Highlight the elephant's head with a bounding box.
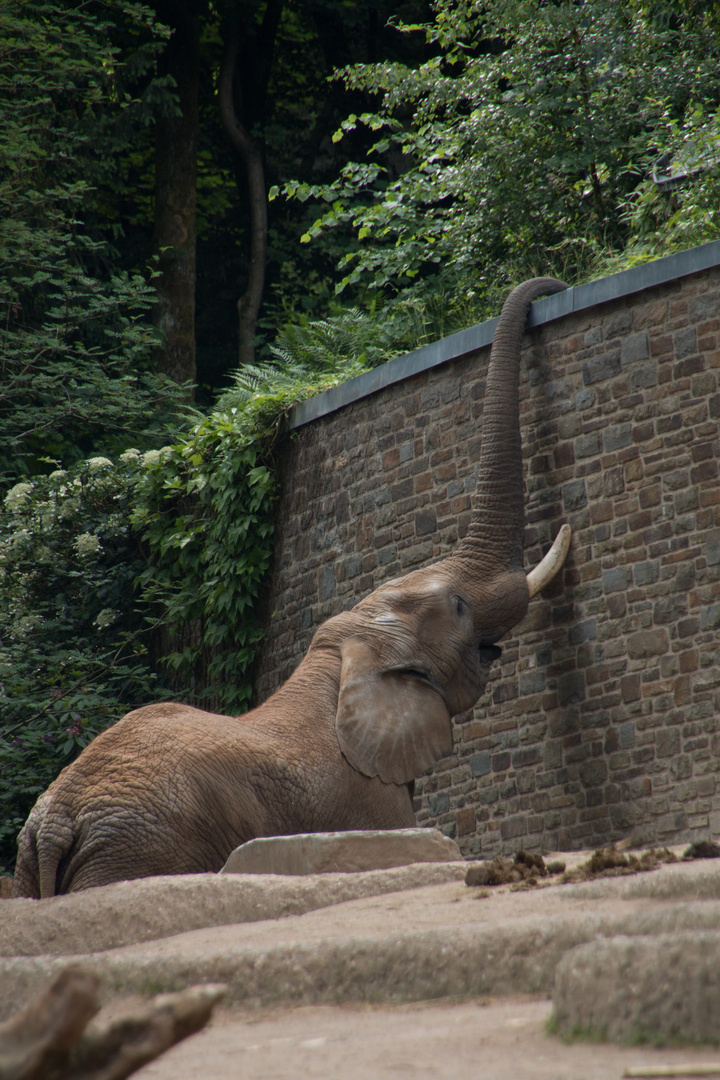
[312,278,571,786]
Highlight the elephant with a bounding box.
[12,277,571,898]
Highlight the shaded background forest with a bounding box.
[1,0,719,872]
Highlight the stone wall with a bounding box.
[253,245,720,857]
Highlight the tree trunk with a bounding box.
[218,4,283,369]
[153,0,200,392]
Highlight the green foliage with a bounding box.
[132,350,366,715]
[131,416,277,715]
[279,0,720,308]
[0,456,164,873]
[0,0,186,487]
[618,105,720,260]
[269,291,472,372]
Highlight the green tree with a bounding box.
[0,0,187,487]
[279,0,720,312]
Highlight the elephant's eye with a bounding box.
[453,595,466,617]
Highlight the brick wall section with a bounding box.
[253,265,720,856]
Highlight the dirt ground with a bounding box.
[136,995,720,1080]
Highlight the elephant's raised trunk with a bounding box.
[454,277,568,638]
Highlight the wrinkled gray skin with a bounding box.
[13,277,567,898]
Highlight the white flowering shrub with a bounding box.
[3,483,34,514]
[0,457,164,872]
[73,532,102,557]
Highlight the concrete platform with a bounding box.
[2,847,720,1069]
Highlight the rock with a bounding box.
[626,628,669,659]
[464,864,490,887]
[221,829,462,876]
[1,859,720,1027]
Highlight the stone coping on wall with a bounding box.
[289,240,720,430]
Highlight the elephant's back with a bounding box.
[67,702,251,777]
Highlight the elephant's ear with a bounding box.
[335,637,453,785]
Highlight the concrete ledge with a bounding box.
[289,241,720,428]
[552,930,720,1043]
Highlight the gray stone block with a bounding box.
[557,670,586,706]
[689,293,719,322]
[603,423,632,452]
[627,629,669,658]
[428,793,450,816]
[602,567,631,594]
[618,722,635,749]
[630,362,658,389]
[562,480,587,511]
[634,560,659,586]
[582,352,621,386]
[519,670,547,695]
[568,619,596,645]
[221,829,461,876]
[319,564,336,601]
[575,432,602,459]
[700,603,720,631]
[706,529,720,566]
[0,864,468,959]
[674,327,698,359]
[621,331,649,364]
[469,751,491,777]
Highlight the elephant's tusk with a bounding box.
[526,524,572,598]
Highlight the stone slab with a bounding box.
[220,828,462,876]
[552,930,720,1044]
[0,861,467,958]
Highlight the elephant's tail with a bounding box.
[12,794,74,898]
